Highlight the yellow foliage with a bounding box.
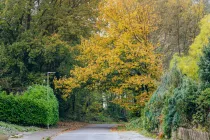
[170,15,210,80]
[55,0,162,110]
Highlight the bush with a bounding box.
[0,85,59,126]
[144,65,203,138]
[142,38,210,138]
[144,65,183,133]
[162,77,201,138]
[193,88,210,131]
[126,118,143,130]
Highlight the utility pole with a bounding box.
[47,72,56,129]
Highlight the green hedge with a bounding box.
[0,85,59,126]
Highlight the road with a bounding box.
[53,124,153,140]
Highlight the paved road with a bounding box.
[53,124,153,140]
[9,128,65,140]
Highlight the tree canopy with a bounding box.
[170,14,210,80]
[0,0,99,92]
[55,0,162,111]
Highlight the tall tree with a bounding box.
[151,0,205,68]
[0,0,99,92]
[170,14,210,80]
[55,0,162,112]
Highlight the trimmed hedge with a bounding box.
[0,85,59,126]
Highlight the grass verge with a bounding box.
[0,121,41,135]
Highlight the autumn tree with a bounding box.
[170,14,210,80]
[151,0,205,68]
[55,0,162,112]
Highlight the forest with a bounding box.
[0,0,210,139]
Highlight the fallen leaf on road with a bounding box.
[50,122,87,139]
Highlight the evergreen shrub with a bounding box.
[0,85,59,126]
